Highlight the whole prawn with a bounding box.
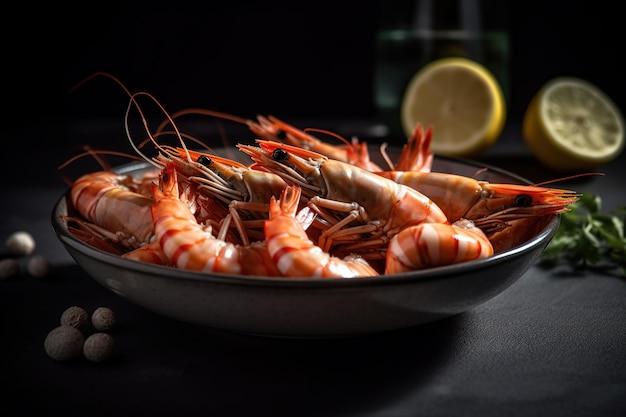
[151,162,282,276]
[248,116,434,172]
[57,144,159,252]
[265,184,379,278]
[248,115,385,171]
[373,120,578,233]
[375,170,580,252]
[68,170,156,251]
[237,140,450,260]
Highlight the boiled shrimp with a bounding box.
[69,171,156,250]
[151,163,282,276]
[248,115,385,171]
[237,140,449,260]
[265,184,379,278]
[252,116,438,173]
[375,170,580,239]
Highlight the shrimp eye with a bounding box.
[272,148,289,161]
[162,173,170,183]
[197,155,212,167]
[515,194,533,207]
[276,129,287,140]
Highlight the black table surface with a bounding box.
[2,116,625,417]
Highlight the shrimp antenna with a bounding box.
[303,127,352,148]
[533,172,605,187]
[57,146,142,186]
[124,91,194,167]
[68,71,133,97]
[136,130,215,153]
[152,107,253,155]
[70,71,171,166]
[154,107,251,136]
[58,148,142,171]
[70,70,213,166]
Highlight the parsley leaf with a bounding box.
[539,192,626,277]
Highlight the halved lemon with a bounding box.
[400,57,506,158]
[522,77,625,171]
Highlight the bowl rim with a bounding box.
[51,154,560,289]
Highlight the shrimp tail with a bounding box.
[394,123,434,172]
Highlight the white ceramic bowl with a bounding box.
[52,152,559,338]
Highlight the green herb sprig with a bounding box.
[540,192,626,277]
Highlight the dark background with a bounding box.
[2,3,625,416]
[4,0,624,143]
